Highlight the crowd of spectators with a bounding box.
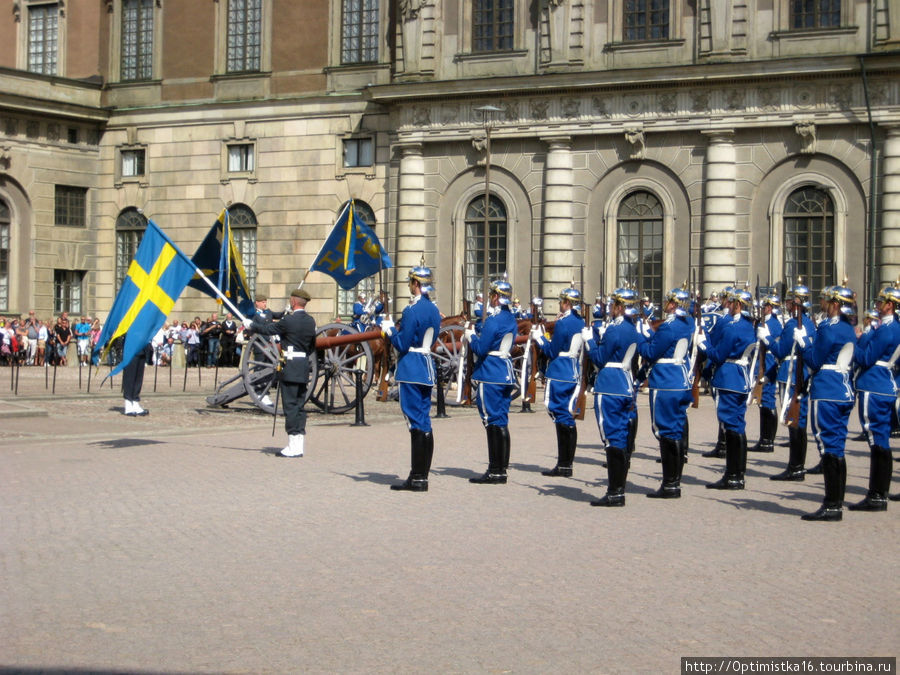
[0,310,248,368]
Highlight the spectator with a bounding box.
[184,320,201,367]
[220,313,238,367]
[74,316,92,365]
[201,314,221,367]
[54,316,72,366]
[25,311,39,365]
[90,318,102,365]
[37,319,49,366]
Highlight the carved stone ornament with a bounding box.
[4,118,17,136]
[591,96,609,118]
[502,100,519,121]
[399,0,427,20]
[547,0,566,6]
[758,87,779,111]
[830,85,852,110]
[658,93,677,114]
[530,99,550,120]
[625,127,645,160]
[690,90,709,113]
[411,105,431,127]
[795,120,816,155]
[726,89,744,110]
[562,98,580,118]
[0,146,11,169]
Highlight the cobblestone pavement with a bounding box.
[1,365,897,674]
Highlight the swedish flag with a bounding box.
[95,220,195,376]
[188,209,255,316]
[310,201,392,290]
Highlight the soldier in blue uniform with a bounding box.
[351,293,368,332]
[531,286,585,477]
[638,286,694,498]
[583,287,641,506]
[700,290,729,458]
[381,264,443,492]
[794,284,858,521]
[849,284,900,511]
[759,281,817,481]
[697,288,757,489]
[749,293,783,453]
[465,278,518,484]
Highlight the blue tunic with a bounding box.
[638,314,693,391]
[390,294,442,386]
[802,316,857,403]
[539,311,583,384]
[587,317,639,397]
[854,314,900,397]
[705,313,756,394]
[470,305,517,387]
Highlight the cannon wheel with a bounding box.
[308,323,374,414]
[432,323,466,406]
[240,334,317,414]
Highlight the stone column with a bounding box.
[881,125,900,283]
[541,136,574,301]
[397,142,426,283]
[700,130,737,294]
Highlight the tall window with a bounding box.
[0,199,9,311]
[55,186,87,227]
[115,207,147,292]
[54,270,84,314]
[343,137,373,168]
[121,148,146,178]
[341,0,378,64]
[473,0,514,52]
[121,0,154,81]
[791,0,841,29]
[464,194,508,301]
[617,191,664,307]
[783,186,834,294]
[28,4,59,75]
[624,0,669,41]
[228,204,258,298]
[227,0,261,73]
[227,144,255,172]
[337,201,376,319]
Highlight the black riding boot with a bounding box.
[750,407,777,453]
[806,436,824,475]
[543,423,574,477]
[500,425,511,473]
[706,429,745,490]
[626,414,638,459]
[849,445,891,511]
[802,454,845,521]
[470,425,507,484]
[391,429,431,492]
[591,446,627,507]
[771,427,807,481]
[680,417,690,464]
[647,437,682,499]
[703,423,727,458]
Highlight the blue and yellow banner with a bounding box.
[310,201,392,290]
[94,220,195,376]
[188,209,255,316]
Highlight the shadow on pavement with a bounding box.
[337,471,398,486]
[88,438,165,449]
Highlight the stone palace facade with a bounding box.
[1,0,899,321]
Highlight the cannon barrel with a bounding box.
[314,328,384,349]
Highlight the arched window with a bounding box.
[227,204,258,299]
[115,207,147,292]
[336,200,377,319]
[783,186,834,293]
[464,194,508,301]
[617,190,663,307]
[0,198,9,311]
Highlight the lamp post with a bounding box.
[475,105,502,328]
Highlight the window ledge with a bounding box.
[604,38,686,52]
[454,49,529,63]
[336,166,376,180]
[324,62,386,73]
[210,70,271,83]
[769,26,858,40]
[221,173,258,184]
[115,177,148,189]
[107,79,162,89]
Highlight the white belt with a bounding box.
[820,364,849,373]
[726,358,749,366]
[409,346,431,354]
[603,362,628,369]
[284,349,307,360]
[875,360,894,368]
[655,358,682,364]
[488,350,510,358]
[559,350,580,358]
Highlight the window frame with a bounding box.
[457,0,528,57]
[340,0,379,65]
[108,0,162,84]
[222,139,258,181]
[0,199,10,312]
[115,207,148,293]
[604,0,684,52]
[227,203,258,299]
[771,0,854,38]
[213,0,272,76]
[335,200,377,320]
[23,2,63,76]
[782,186,836,294]
[54,185,88,228]
[472,0,515,54]
[54,269,85,315]
[463,193,509,303]
[117,145,147,184]
[615,190,665,310]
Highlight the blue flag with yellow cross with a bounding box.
[94,220,195,376]
[309,201,392,290]
[188,209,255,317]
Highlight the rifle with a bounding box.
[525,298,540,403]
[573,265,589,421]
[271,358,283,436]
[459,296,474,405]
[376,289,392,402]
[690,269,702,408]
[784,295,807,427]
[750,277,766,405]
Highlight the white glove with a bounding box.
[530,325,544,344]
[580,327,593,343]
[380,317,395,336]
[596,323,607,339]
[756,324,770,344]
[793,325,807,346]
[464,325,476,342]
[640,321,651,338]
[695,331,707,351]
[242,318,253,330]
